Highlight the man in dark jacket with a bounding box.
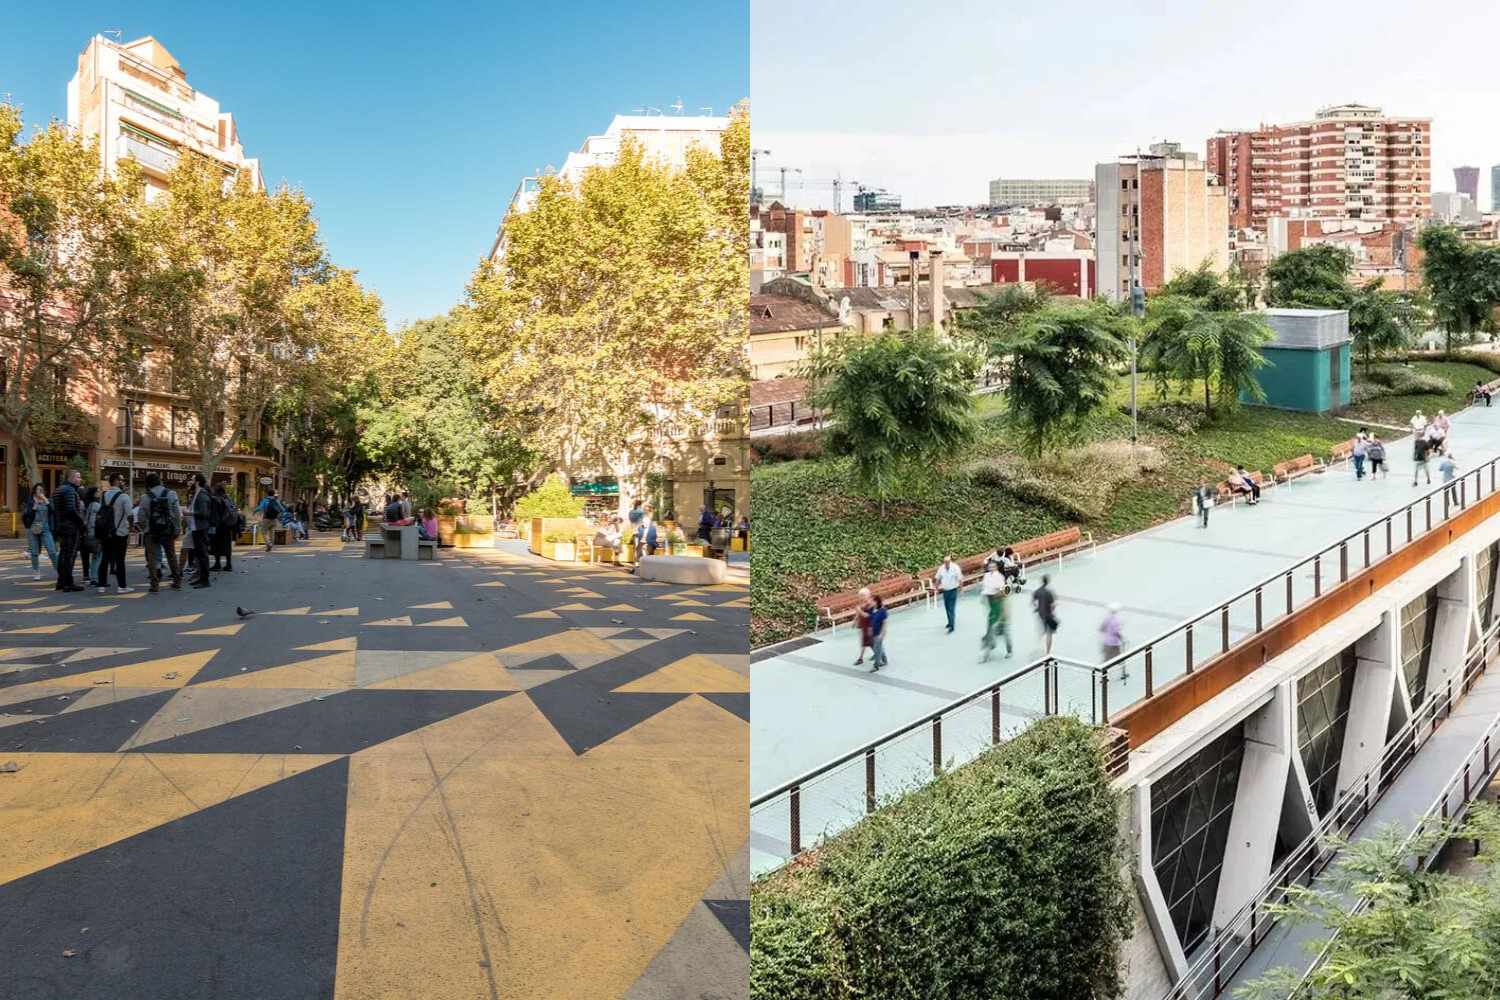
[189,474,213,588]
[52,468,86,592]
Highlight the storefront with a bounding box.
[16,450,96,508]
[98,456,233,496]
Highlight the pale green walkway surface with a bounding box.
[751,403,1500,875]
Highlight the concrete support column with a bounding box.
[930,250,945,336]
[1130,780,1190,983]
[1427,562,1473,711]
[908,251,921,330]
[1337,612,1397,809]
[1213,683,1294,926]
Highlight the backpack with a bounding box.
[263,497,282,520]
[209,495,227,529]
[218,497,238,529]
[146,489,175,541]
[94,489,122,540]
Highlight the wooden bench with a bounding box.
[1473,379,1500,406]
[816,574,925,633]
[1329,439,1354,465]
[1273,453,1323,484]
[1216,471,1274,504]
[1012,525,1094,566]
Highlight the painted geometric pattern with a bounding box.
[1296,647,1356,818]
[1150,723,1246,955]
[0,540,748,999]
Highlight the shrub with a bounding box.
[1128,401,1210,436]
[1365,367,1451,394]
[968,440,1164,521]
[751,432,825,465]
[750,716,1133,1000]
[513,473,585,520]
[541,529,576,543]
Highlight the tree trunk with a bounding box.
[1203,377,1213,420]
[17,434,41,503]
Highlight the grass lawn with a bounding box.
[750,361,1490,647]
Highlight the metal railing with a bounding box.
[752,448,1500,871]
[749,401,817,431]
[1164,618,1500,1000]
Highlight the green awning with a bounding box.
[119,121,172,147]
[122,87,186,121]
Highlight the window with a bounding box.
[171,407,196,450]
[1400,588,1439,706]
[1297,648,1356,817]
[882,317,894,329]
[116,401,145,447]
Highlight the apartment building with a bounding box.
[988,177,1093,207]
[64,34,282,501]
[1096,143,1230,303]
[1206,104,1430,232]
[68,35,262,201]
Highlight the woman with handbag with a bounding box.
[81,486,104,586]
[22,484,59,582]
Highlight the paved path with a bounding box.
[0,536,747,999]
[751,402,1500,874]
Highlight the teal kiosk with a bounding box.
[1242,308,1351,414]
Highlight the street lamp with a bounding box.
[126,346,154,497]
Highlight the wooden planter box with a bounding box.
[437,515,458,546]
[0,513,20,539]
[529,517,588,555]
[540,540,577,562]
[451,532,494,549]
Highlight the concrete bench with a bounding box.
[635,554,726,586]
[365,524,420,560]
[417,537,437,561]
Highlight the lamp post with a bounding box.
[126,346,154,498]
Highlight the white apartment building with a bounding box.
[67,35,263,200]
[491,113,727,258]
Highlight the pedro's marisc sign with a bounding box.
[569,477,619,496]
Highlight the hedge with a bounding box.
[750,717,1133,1000]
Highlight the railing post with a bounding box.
[1100,668,1110,723]
[1255,587,1263,631]
[932,717,942,776]
[1043,664,1053,715]
[1364,528,1370,568]
[1314,558,1321,597]
[1186,628,1194,673]
[1287,573,1294,614]
[1387,516,1393,555]
[1222,605,1231,653]
[865,750,876,813]
[1444,488,1450,521]
[1052,660,1060,715]
[991,689,1001,745]
[1340,541,1348,582]
[1145,647,1154,697]
[1407,506,1413,543]
[1426,496,1432,532]
[790,785,801,855]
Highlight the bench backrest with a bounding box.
[1274,454,1314,476]
[1013,526,1081,558]
[1330,439,1354,458]
[818,575,917,612]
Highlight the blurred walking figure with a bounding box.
[852,587,873,666]
[1368,435,1387,479]
[933,554,962,633]
[867,596,889,672]
[979,558,1012,661]
[1413,434,1433,487]
[1192,484,1214,527]
[1100,604,1124,663]
[1032,575,1059,656]
[1352,428,1368,480]
[1440,448,1460,504]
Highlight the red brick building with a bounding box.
[1206,104,1430,232]
[990,253,1095,298]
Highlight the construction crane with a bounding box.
[773,172,861,212]
[750,148,772,205]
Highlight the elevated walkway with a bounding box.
[753,402,1500,875]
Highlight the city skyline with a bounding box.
[752,0,1500,212]
[3,2,748,325]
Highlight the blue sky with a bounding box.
[754,0,1493,210]
[3,1,748,326]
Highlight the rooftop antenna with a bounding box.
[670,97,685,115]
[699,106,715,116]
[632,106,664,116]
[104,29,123,42]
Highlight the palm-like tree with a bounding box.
[1141,295,1273,419]
[994,301,1130,458]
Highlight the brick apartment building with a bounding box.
[1096,142,1229,303]
[1206,104,1430,232]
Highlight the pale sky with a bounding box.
[752,0,1496,211]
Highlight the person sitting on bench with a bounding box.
[1476,381,1493,407]
[989,546,1025,588]
[1229,466,1261,505]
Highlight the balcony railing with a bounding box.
[117,134,177,174]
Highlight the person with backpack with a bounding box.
[22,483,59,582]
[137,473,182,593]
[81,485,103,587]
[93,473,134,594]
[349,497,365,541]
[209,484,237,573]
[188,474,213,587]
[253,489,285,552]
[51,468,86,592]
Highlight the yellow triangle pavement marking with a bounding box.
[296,636,358,652]
[201,652,356,689]
[0,598,47,606]
[322,607,359,616]
[669,612,714,622]
[264,607,312,616]
[144,614,203,625]
[180,623,245,637]
[416,616,467,628]
[2,623,72,635]
[364,653,518,691]
[671,599,710,607]
[516,610,560,619]
[13,604,71,614]
[554,603,593,612]
[598,604,640,613]
[58,606,117,615]
[614,654,750,693]
[32,649,218,688]
[409,601,453,610]
[364,616,413,627]
[474,581,507,588]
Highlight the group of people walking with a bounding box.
[22,470,249,593]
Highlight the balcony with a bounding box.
[117,133,178,175]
